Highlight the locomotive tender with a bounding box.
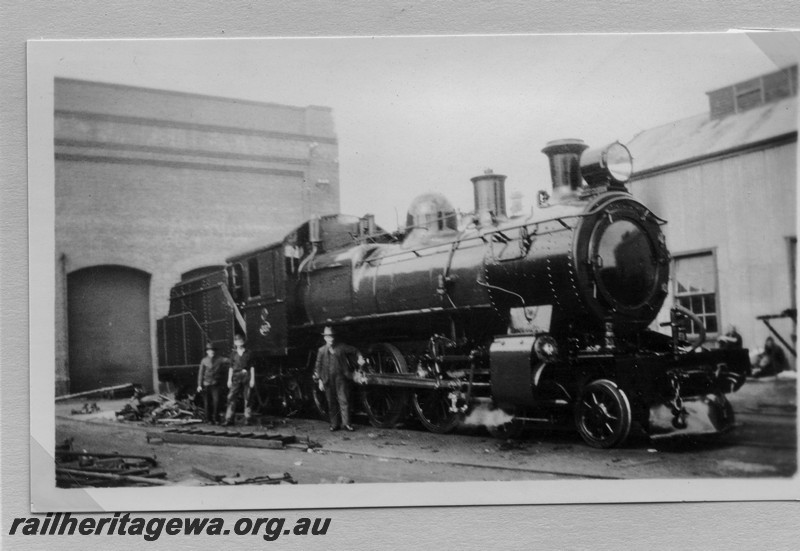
[157,139,749,448]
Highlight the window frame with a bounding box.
[672,248,720,339]
[733,77,764,113]
[247,257,261,299]
[229,262,244,303]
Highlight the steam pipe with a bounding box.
[671,304,707,353]
[298,214,321,273]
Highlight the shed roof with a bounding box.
[627,95,797,176]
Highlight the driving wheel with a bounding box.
[412,389,461,434]
[361,342,409,428]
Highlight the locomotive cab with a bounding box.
[225,243,289,356]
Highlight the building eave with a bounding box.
[631,131,798,180]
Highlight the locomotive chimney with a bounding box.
[541,139,589,201]
[471,169,507,226]
[359,214,376,238]
[309,214,322,244]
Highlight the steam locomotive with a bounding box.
[157,139,749,448]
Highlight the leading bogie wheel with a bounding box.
[360,342,409,428]
[574,379,632,449]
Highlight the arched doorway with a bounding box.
[67,265,152,392]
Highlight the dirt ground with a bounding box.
[54,374,797,485]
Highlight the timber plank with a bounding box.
[149,431,285,449]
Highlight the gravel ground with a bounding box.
[54,375,796,485]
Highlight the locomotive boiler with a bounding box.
[157,138,749,448]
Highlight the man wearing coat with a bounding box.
[196,342,226,424]
[223,333,255,426]
[313,326,365,432]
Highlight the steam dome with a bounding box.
[405,193,458,234]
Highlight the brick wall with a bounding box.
[54,79,340,393]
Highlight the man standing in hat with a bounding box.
[313,326,366,432]
[224,333,256,426]
[197,342,226,424]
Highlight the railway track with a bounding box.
[56,389,797,482]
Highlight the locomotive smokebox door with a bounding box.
[572,195,670,333]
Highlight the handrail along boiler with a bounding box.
[157,138,749,448]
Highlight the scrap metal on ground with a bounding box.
[55,440,166,488]
[191,467,296,485]
[115,390,204,424]
[55,438,301,487]
[70,402,101,415]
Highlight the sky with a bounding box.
[33,32,794,229]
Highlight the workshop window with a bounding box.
[248,258,260,298]
[734,78,763,111]
[674,251,719,336]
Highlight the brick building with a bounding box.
[54,78,340,394]
[626,65,797,364]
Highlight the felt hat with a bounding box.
[322,326,336,336]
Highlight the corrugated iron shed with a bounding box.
[628,95,797,176]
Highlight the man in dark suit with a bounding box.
[197,342,226,424]
[313,326,365,432]
[223,333,255,426]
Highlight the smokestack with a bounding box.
[471,169,507,226]
[541,139,589,201]
[309,214,322,244]
[359,214,376,238]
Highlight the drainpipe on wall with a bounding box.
[57,252,70,395]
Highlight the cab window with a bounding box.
[248,258,260,298]
[229,263,244,302]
